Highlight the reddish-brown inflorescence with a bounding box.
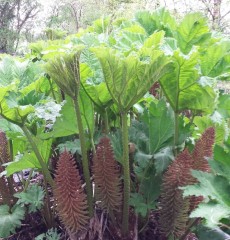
[159,127,215,238]
[54,150,89,233]
[93,136,122,213]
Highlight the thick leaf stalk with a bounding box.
[21,125,54,188]
[121,113,130,235]
[73,97,93,216]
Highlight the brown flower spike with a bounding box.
[0,130,10,164]
[159,127,215,238]
[54,151,89,232]
[0,130,15,206]
[93,136,122,213]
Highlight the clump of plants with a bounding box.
[0,7,230,240]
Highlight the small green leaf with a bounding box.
[190,202,230,228]
[14,184,45,213]
[154,147,174,174]
[182,170,230,207]
[57,139,81,155]
[0,204,25,238]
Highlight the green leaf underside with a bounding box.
[160,50,216,113]
[92,47,171,112]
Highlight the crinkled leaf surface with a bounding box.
[0,56,41,88]
[135,9,176,36]
[200,40,230,79]
[175,13,211,54]
[159,50,216,113]
[92,47,171,112]
[57,139,82,155]
[0,204,25,238]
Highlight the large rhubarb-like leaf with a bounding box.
[159,50,216,113]
[141,100,174,154]
[135,9,176,36]
[175,13,211,54]
[200,40,230,79]
[92,47,171,112]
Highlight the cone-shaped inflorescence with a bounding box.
[0,130,10,164]
[0,174,11,206]
[0,130,14,206]
[54,150,89,232]
[189,127,215,211]
[159,149,193,238]
[192,127,215,171]
[159,127,215,238]
[93,136,122,213]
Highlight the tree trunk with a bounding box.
[212,0,222,30]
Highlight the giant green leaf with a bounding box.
[217,94,230,118]
[142,100,174,154]
[115,29,146,54]
[92,47,171,112]
[159,50,216,113]
[80,63,112,110]
[175,13,211,54]
[0,88,36,125]
[0,57,42,89]
[82,82,112,110]
[135,9,176,37]
[200,40,230,79]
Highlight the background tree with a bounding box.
[0,0,40,54]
